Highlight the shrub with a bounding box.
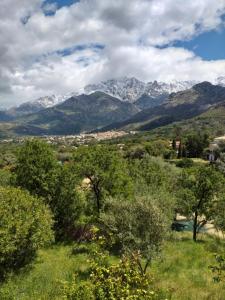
[61,253,169,300]
[209,254,225,283]
[61,278,95,300]
[71,244,91,255]
[175,158,194,168]
[0,187,54,279]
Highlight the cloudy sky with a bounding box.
[1,0,225,108]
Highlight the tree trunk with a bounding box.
[193,210,198,242]
[93,182,101,215]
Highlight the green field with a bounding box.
[0,233,224,300]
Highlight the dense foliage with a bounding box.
[101,197,166,273]
[177,165,225,241]
[61,251,169,300]
[0,135,224,298]
[73,145,133,214]
[0,187,54,279]
[15,139,58,200]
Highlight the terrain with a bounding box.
[101,82,225,133]
[0,233,224,300]
[10,92,139,135]
[0,77,225,138]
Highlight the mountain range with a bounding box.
[0,77,225,137]
[101,82,225,132]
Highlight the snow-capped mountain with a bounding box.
[6,92,78,117]
[84,77,198,103]
[216,76,225,87]
[3,76,225,120]
[85,77,146,102]
[22,92,78,110]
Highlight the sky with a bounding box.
[1,0,225,108]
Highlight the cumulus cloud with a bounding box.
[0,0,225,107]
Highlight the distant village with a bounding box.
[0,130,136,146]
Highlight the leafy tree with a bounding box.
[177,165,225,241]
[0,187,54,279]
[177,141,182,159]
[185,132,209,158]
[51,165,85,239]
[212,194,225,233]
[14,139,58,200]
[101,197,166,274]
[73,145,133,215]
[145,140,170,157]
[130,155,178,194]
[172,139,176,151]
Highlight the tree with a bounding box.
[14,139,58,200]
[101,197,166,274]
[130,155,178,194]
[177,165,225,241]
[0,187,54,279]
[172,139,176,151]
[51,165,85,239]
[177,141,182,159]
[73,145,133,215]
[145,139,170,157]
[185,132,209,158]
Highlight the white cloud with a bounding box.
[0,0,225,108]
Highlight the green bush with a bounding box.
[71,244,90,255]
[0,169,12,187]
[209,254,225,283]
[175,158,194,168]
[61,254,169,300]
[0,187,54,279]
[61,278,95,300]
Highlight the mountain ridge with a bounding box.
[98,82,225,132]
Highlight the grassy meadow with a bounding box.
[0,232,224,300]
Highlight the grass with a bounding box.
[0,245,89,300]
[152,233,225,300]
[0,233,224,299]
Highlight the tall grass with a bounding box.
[0,233,224,299]
[152,232,225,300]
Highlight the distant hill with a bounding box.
[11,92,139,135]
[153,102,225,138]
[99,82,225,132]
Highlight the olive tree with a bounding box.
[177,165,225,241]
[101,197,166,274]
[73,145,133,215]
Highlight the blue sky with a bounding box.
[46,0,225,61]
[44,0,79,10]
[174,28,225,60]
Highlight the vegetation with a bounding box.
[101,197,166,274]
[0,133,224,299]
[14,139,58,200]
[73,145,133,215]
[0,187,54,280]
[177,165,225,241]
